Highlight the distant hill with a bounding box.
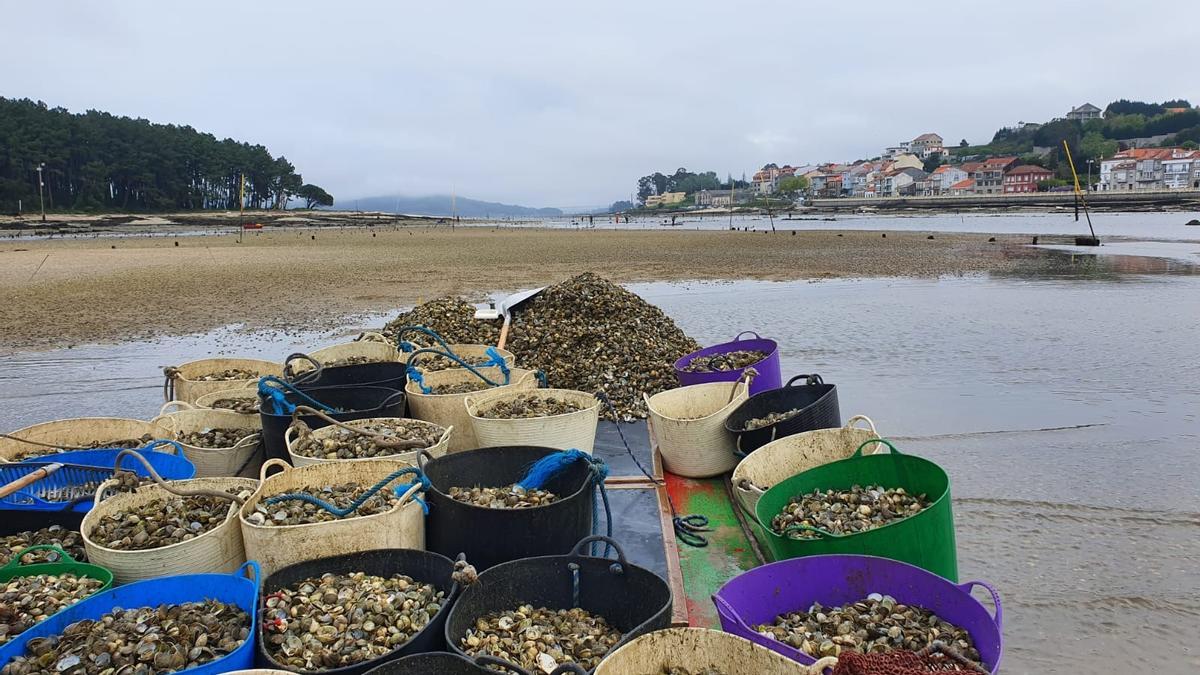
[344,194,562,218]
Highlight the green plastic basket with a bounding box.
[753,439,958,581]
[0,544,114,641]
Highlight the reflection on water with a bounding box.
[1,254,1199,673]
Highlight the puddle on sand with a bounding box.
[1,249,1199,674]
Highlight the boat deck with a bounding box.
[594,421,761,626]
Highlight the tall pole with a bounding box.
[36,163,46,222]
[1086,160,1093,192]
[238,173,245,243]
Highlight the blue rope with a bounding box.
[594,389,711,548]
[535,370,549,388]
[395,325,454,354]
[257,376,336,416]
[406,366,433,394]
[406,348,511,389]
[263,467,430,517]
[516,450,612,557]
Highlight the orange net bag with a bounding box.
[830,642,989,675]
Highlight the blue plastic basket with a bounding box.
[0,561,261,674]
[5,442,196,512]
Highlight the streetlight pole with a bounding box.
[1086,159,1094,192]
[36,163,46,222]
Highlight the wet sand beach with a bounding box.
[0,227,1034,351]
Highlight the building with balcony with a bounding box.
[1002,165,1054,193]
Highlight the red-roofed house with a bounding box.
[949,178,975,196]
[1003,165,1054,193]
[1099,148,1187,190]
[973,157,1018,194]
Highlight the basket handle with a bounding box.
[569,535,628,569]
[259,458,292,481]
[415,448,435,473]
[734,330,762,341]
[846,414,878,435]
[551,665,589,675]
[437,425,454,450]
[853,438,900,457]
[785,374,823,387]
[711,594,753,633]
[396,478,425,507]
[283,353,323,385]
[162,366,181,403]
[355,331,390,344]
[2,545,77,569]
[238,560,262,591]
[381,389,407,409]
[473,656,533,675]
[158,400,194,415]
[93,477,120,508]
[958,579,1003,631]
[806,657,839,674]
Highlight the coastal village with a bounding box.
[640,101,1200,210]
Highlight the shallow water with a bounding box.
[1,247,1198,673]
[509,211,1200,242]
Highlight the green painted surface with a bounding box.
[667,474,762,627]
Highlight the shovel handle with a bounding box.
[0,463,63,499]
[497,314,513,350]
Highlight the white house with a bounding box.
[1162,150,1200,189]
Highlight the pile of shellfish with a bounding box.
[89,487,250,550]
[461,605,622,672]
[1,527,86,565]
[290,419,442,461]
[447,485,558,509]
[195,368,260,381]
[0,599,251,675]
[682,350,766,374]
[755,594,981,666]
[245,483,401,527]
[770,485,931,539]
[178,428,257,448]
[0,573,105,646]
[476,394,585,420]
[262,571,444,670]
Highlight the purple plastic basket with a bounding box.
[675,331,782,395]
[712,555,1003,674]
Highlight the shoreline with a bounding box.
[0,226,1051,352]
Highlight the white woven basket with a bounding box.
[464,388,600,454]
[731,415,881,516]
[645,380,749,478]
[0,417,173,463]
[596,628,835,674]
[151,409,263,478]
[406,367,538,453]
[239,458,425,577]
[164,358,282,404]
[82,476,256,585]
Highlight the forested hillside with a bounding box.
[0,97,331,213]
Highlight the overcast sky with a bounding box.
[3,1,1195,208]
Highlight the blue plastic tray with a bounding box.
[5,442,195,512]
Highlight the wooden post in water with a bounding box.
[1062,140,1099,246]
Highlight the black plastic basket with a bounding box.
[724,374,840,456]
